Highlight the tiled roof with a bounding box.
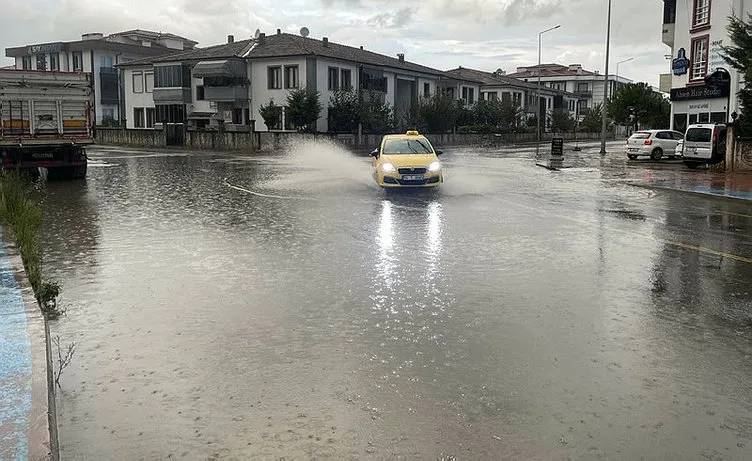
[506,63,597,78]
[120,32,449,76]
[445,67,581,97]
[120,39,255,66]
[115,29,198,45]
[247,33,445,76]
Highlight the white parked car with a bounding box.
[625,130,684,161]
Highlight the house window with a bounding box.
[547,98,552,109]
[101,55,113,68]
[36,54,47,71]
[133,108,145,128]
[21,56,31,70]
[690,35,709,80]
[132,72,144,93]
[50,54,59,71]
[577,82,588,93]
[155,104,185,123]
[341,69,352,90]
[513,93,522,106]
[461,87,475,104]
[423,82,430,98]
[232,108,243,124]
[196,85,205,100]
[502,92,511,103]
[284,65,299,89]
[267,66,282,89]
[72,52,83,71]
[146,108,155,128]
[488,92,499,101]
[692,0,710,28]
[154,65,190,88]
[328,67,339,90]
[144,73,154,93]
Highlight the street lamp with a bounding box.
[599,0,612,155]
[614,57,633,98]
[537,24,561,142]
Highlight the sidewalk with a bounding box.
[0,227,55,461]
[627,169,752,202]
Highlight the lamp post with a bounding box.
[614,57,633,98]
[537,24,561,143]
[599,0,612,155]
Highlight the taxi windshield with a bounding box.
[383,138,434,155]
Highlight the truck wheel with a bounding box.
[72,163,87,179]
[684,161,699,169]
[650,148,663,161]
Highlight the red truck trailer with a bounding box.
[0,69,92,179]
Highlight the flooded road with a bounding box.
[41,141,752,459]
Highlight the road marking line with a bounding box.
[223,179,312,200]
[661,241,752,264]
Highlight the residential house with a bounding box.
[5,30,197,125]
[119,30,481,133]
[506,63,631,114]
[445,67,584,128]
[661,0,746,132]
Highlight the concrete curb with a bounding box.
[627,182,752,203]
[2,234,58,460]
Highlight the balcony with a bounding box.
[203,85,248,102]
[153,87,192,104]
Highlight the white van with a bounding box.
[683,124,727,169]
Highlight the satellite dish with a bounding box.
[300,27,309,38]
[254,29,261,39]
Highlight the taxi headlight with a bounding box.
[382,163,396,173]
[428,161,442,172]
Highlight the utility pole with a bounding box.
[537,24,561,143]
[599,0,612,155]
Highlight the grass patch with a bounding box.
[0,172,61,319]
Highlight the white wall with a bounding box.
[417,77,436,98]
[249,57,307,131]
[123,66,155,129]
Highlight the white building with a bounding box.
[119,30,481,133]
[5,30,197,125]
[661,0,746,132]
[506,63,632,114]
[445,67,584,127]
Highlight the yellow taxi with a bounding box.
[370,131,443,188]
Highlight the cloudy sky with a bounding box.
[1,0,668,85]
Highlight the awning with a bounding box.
[187,112,214,120]
[192,59,245,79]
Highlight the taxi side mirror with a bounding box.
[369,148,379,157]
[435,150,444,156]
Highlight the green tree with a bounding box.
[328,89,361,133]
[550,108,575,133]
[580,104,604,132]
[608,82,670,130]
[416,93,459,133]
[360,91,395,133]
[259,100,282,130]
[471,99,524,133]
[286,88,322,132]
[722,14,752,135]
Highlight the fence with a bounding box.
[95,127,614,153]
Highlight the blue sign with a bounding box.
[672,48,690,76]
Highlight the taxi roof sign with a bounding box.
[405,130,420,136]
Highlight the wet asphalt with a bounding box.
[40,140,752,460]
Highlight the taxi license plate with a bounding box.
[402,174,424,181]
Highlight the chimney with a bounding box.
[227,34,234,44]
[397,53,404,62]
[359,45,363,50]
[258,32,265,44]
[323,37,328,47]
[277,28,281,35]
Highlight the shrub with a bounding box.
[259,100,282,130]
[416,93,460,133]
[286,88,322,132]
